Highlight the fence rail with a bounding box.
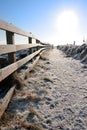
[0,20,50,82]
[0,44,45,55]
[0,19,36,39]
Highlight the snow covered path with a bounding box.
[1,48,87,130]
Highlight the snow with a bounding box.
[0,49,87,130]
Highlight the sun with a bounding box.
[56,10,79,43]
[57,10,78,32]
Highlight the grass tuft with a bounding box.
[22,122,43,130]
[12,73,24,89]
[15,90,42,101]
[29,106,43,121]
[40,55,48,61]
[0,112,14,126]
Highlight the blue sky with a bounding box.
[0,0,87,45]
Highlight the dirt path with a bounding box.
[0,49,87,130]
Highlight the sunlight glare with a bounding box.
[56,10,79,44]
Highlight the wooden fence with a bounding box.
[0,20,50,82]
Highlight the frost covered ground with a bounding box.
[0,49,87,130]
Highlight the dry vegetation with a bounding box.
[22,122,43,130]
[29,106,43,121]
[12,73,24,89]
[0,112,14,126]
[0,49,87,129]
[39,88,48,94]
[15,89,42,101]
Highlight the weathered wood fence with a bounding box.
[0,20,50,82]
[0,20,51,118]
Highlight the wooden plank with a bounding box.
[16,44,44,51]
[1,63,18,80]
[0,50,46,117]
[0,45,16,54]
[40,50,46,56]
[20,50,47,79]
[29,55,40,71]
[0,85,15,118]
[1,48,45,81]
[0,44,45,55]
[0,19,36,39]
[6,31,16,64]
[16,44,31,51]
[19,55,40,79]
[17,48,44,68]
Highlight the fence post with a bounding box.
[28,37,34,62]
[29,37,32,44]
[36,39,40,43]
[6,31,16,64]
[36,39,40,51]
[28,37,33,54]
